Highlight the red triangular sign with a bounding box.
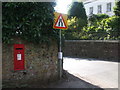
[54,14,67,29]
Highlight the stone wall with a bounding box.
[63,40,119,61]
[2,38,59,88]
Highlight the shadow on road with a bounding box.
[47,70,104,89]
[2,70,104,89]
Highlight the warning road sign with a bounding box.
[53,12,68,30]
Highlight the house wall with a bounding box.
[83,0,115,16]
[2,38,59,88]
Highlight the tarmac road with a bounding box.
[63,57,119,88]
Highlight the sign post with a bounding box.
[53,12,68,79]
[59,29,62,78]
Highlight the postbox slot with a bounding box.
[16,48,23,50]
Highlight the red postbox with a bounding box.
[14,44,25,70]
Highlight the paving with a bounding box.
[47,70,102,89]
[47,57,118,89]
[63,57,119,88]
[2,57,119,89]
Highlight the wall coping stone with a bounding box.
[65,40,120,43]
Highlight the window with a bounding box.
[89,7,93,15]
[98,5,102,13]
[107,2,112,12]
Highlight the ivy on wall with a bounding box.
[2,2,59,44]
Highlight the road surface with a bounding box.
[63,57,119,88]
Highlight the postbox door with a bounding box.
[14,44,25,70]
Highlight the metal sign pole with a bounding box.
[59,29,61,52]
[53,12,67,79]
[59,29,62,79]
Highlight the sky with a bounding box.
[54,0,73,14]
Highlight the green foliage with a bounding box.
[2,2,59,44]
[107,16,120,39]
[68,17,87,31]
[114,1,120,16]
[63,17,87,40]
[64,15,120,40]
[63,2,87,40]
[88,14,109,25]
[63,1,120,40]
[68,2,87,21]
[82,16,120,40]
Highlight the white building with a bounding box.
[83,0,116,16]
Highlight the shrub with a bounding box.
[2,2,59,44]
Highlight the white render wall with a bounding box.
[83,0,116,16]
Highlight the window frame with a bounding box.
[97,5,102,14]
[106,2,112,12]
[89,7,93,15]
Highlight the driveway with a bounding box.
[63,57,119,88]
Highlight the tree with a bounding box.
[63,2,87,40]
[114,1,120,16]
[2,2,58,44]
[68,2,87,20]
[77,1,120,40]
